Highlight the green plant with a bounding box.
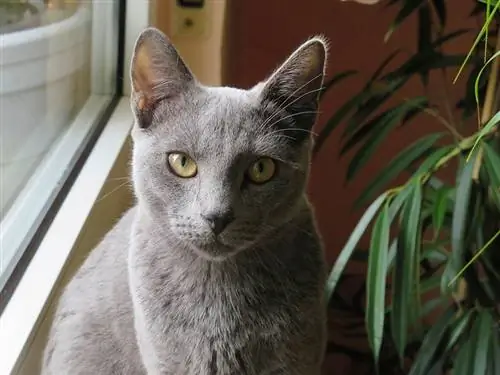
[317,0,500,373]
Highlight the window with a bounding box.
[0,0,124,305]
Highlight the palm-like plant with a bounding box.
[317,0,500,373]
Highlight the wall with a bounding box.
[153,0,226,85]
[221,1,476,373]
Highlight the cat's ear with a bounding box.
[130,27,195,129]
[259,36,328,129]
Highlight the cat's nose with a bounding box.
[202,211,234,235]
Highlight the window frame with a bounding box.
[0,0,149,373]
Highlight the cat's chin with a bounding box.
[187,240,247,262]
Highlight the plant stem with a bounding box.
[473,28,500,180]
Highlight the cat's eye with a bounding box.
[247,158,276,184]
[167,152,198,178]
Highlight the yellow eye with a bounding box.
[167,152,198,178]
[247,158,276,184]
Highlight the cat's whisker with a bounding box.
[267,110,321,130]
[96,181,132,203]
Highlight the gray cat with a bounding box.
[42,27,328,375]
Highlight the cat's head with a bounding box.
[130,27,327,260]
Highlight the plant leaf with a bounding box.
[433,186,453,238]
[475,50,500,112]
[355,133,443,208]
[470,310,494,375]
[313,92,371,155]
[366,203,390,363]
[345,98,429,181]
[391,181,422,361]
[488,329,500,375]
[408,307,454,375]
[385,0,427,42]
[325,193,388,301]
[448,157,476,289]
[483,142,500,187]
[429,0,446,28]
[453,336,472,375]
[445,310,472,353]
[417,5,432,86]
[414,145,454,177]
[343,77,408,139]
[454,0,500,82]
[388,185,412,223]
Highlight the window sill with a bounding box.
[0,97,134,375]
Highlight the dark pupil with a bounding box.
[180,156,187,166]
[257,162,264,173]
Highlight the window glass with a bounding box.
[0,0,122,292]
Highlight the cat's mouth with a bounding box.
[188,240,241,261]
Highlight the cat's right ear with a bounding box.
[130,27,195,129]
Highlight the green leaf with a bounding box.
[433,186,453,237]
[388,185,412,223]
[448,157,476,287]
[319,70,358,99]
[355,133,443,208]
[343,96,428,151]
[345,98,429,181]
[470,311,494,375]
[414,145,454,178]
[385,0,427,42]
[453,337,472,375]
[422,246,448,264]
[445,310,472,352]
[420,297,445,317]
[483,143,500,187]
[386,238,398,274]
[366,204,390,363]
[313,92,371,155]
[475,51,500,111]
[392,182,422,361]
[325,193,388,301]
[420,276,441,293]
[488,330,500,375]
[408,308,454,375]
[343,77,408,139]
[454,0,500,82]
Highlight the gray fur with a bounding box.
[42,27,328,375]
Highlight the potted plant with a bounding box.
[0,0,91,216]
[317,0,500,373]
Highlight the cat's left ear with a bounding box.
[130,27,196,129]
[259,36,328,130]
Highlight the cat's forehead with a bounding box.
[154,86,282,157]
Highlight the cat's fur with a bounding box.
[42,27,328,375]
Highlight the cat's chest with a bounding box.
[150,275,289,340]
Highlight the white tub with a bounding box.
[0,6,91,216]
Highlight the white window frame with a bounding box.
[0,1,149,374]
